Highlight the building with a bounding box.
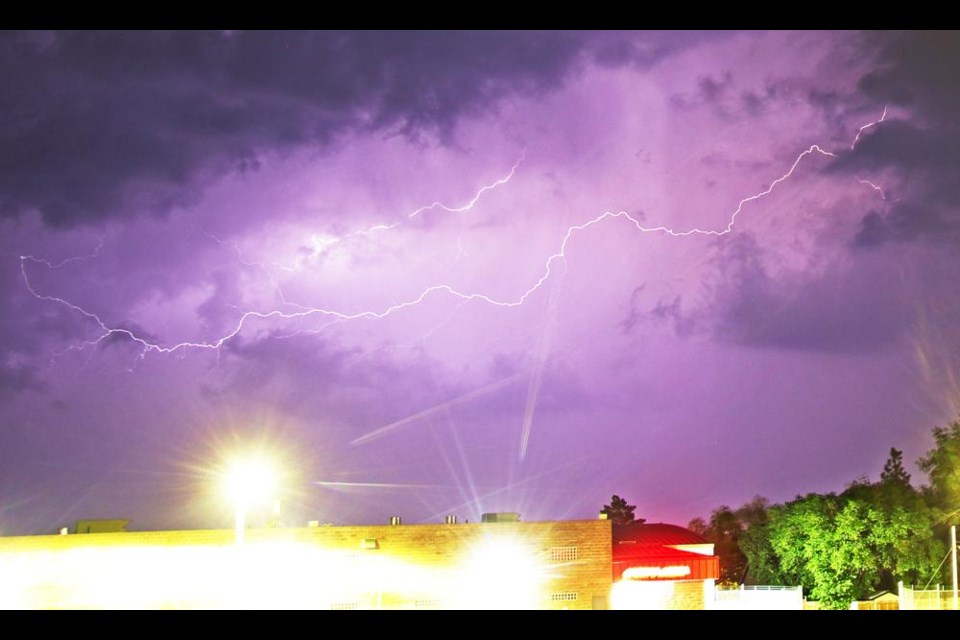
[610,522,720,610]
[850,590,899,610]
[0,517,612,610]
[0,515,729,610]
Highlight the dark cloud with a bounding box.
[0,364,44,394]
[838,124,960,248]
[834,120,960,186]
[213,332,452,433]
[705,235,908,354]
[831,31,960,248]
[618,284,647,333]
[671,72,735,112]
[853,204,957,249]
[0,256,89,394]
[649,296,697,339]
[858,31,960,119]
[672,71,816,121]
[0,30,717,228]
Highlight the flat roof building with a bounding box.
[0,517,723,609]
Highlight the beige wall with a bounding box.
[0,519,611,610]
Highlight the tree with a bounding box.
[722,447,944,606]
[601,495,644,526]
[919,418,960,513]
[739,512,780,585]
[881,447,911,486]
[689,496,772,585]
[687,505,747,585]
[767,491,940,609]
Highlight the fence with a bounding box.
[898,582,959,610]
[709,585,804,610]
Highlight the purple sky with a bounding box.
[2,30,960,535]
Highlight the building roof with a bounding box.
[614,544,709,562]
[613,522,709,546]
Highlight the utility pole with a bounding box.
[952,524,958,611]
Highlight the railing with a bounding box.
[899,582,958,610]
[710,584,804,610]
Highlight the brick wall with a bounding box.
[0,519,612,610]
[664,580,706,610]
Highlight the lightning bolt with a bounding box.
[18,114,886,364]
[21,238,105,270]
[190,157,524,317]
[351,154,524,237]
[858,178,887,200]
[259,156,525,274]
[851,105,887,150]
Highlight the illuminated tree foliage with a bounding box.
[765,490,941,609]
[688,498,768,584]
[601,495,643,526]
[919,418,960,513]
[700,448,944,608]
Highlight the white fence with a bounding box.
[708,585,804,610]
[898,582,959,610]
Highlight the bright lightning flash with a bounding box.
[18,110,890,366]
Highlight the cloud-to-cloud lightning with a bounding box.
[18,125,881,361]
[9,30,960,539]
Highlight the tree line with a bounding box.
[682,418,960,609]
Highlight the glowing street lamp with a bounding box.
[223,456,277,546]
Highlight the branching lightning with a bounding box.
[261,156,524,274]
[858,178,887,200]
[851,105,887,150]
[18,113,889,364]
[349,155,524,239]
[194,157,524,309]
[22,238,105,270]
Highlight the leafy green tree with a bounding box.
[601,495,644,526]
[689,496,774,585]
[733,496,780,585]
[716,448,942,604]
[739,516,780,585]
[767,486,943,609]
[688,505,747,584]
[919,418,960,513]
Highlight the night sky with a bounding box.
[2,30,960,535]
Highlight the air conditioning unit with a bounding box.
[481,512,520,523]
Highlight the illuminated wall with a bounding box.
[0,519,612,610]
[611,579,714,610]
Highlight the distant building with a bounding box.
[851,590,899,610]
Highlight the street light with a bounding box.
[223,456,277,546]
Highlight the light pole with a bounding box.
[223,457,277,546]
[952,524,958,611]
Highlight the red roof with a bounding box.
[615,545,710,561]
[611,523,720,581]
[613,522,709,547]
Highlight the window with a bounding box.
[548,546,578,563]
[415,599,440,609]
[551,592,578,602]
